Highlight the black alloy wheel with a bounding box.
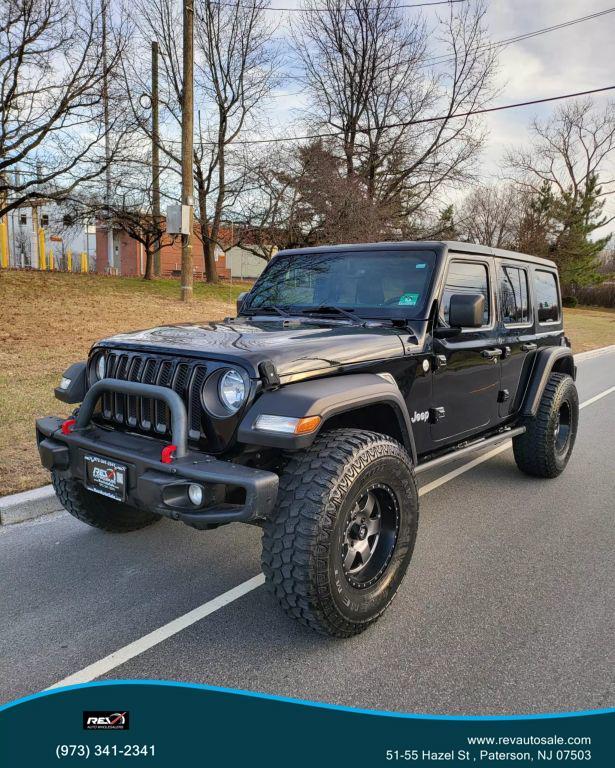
[341,484,399,589]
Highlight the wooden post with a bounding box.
[152,40,162,278]
[180,0,194,302]
[66,249,73,272]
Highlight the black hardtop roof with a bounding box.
[276,240,557,269]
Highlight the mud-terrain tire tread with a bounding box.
[51,470,161,532]
[261,428,417,638]
[513,372,578,478]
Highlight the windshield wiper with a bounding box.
[245,305,290,317]
[300,304,364,325]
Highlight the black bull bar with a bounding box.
[36,378,279,527]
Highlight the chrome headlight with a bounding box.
[95,354,106,381]
[218,369,246,413]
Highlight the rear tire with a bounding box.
[513,372,578,478]
[51,470,161,532]
[261,429,419,638]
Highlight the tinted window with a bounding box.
[534,270,559,323]
[499,265,530,324]
[245,250,436,318]
[442,261,490,325]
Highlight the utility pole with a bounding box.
[151,41,162,278]
[102,0,114,272]
[180,0,194,302]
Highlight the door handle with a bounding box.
[521,342,537,352]
[481,348,503,360]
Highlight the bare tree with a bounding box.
[66,153,173,280]
[505,98,615,203]
[456,183,524,248]
[506,99,615,286]
[132,0,279,283]
[293,0,498,227]
[0,0,131,218]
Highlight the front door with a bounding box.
[431,257,501,443]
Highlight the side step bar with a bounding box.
[415,427,526,475]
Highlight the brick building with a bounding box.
[95,223,268,280]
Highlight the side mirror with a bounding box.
[236,291,249,315]
[448,293,485,329]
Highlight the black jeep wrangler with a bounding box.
[36,241,578,637]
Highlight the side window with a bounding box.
[442,261,490,325]
[499,265,530,324]
[534,270,560,323]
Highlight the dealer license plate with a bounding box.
[84,454,127,502]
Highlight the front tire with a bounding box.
[51,470,161,532]
[513,372,578,478]
[261,429,419,638]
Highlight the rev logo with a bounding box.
[83,711,129,730]
[93,467,114,481]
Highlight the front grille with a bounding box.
[96,352,207,441]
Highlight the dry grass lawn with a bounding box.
[560,305,615,353]
[1,270,614,496]
[0,270,249,496]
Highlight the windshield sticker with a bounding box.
[398,293,419,306]
[415,263,427,269]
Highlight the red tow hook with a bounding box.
[61,418,76,435]
[161,444,177,464]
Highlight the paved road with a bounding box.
[1,350,614,714]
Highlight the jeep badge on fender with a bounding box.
[36,241,578,637]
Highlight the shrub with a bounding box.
[574,283,615,308]
[562,296,578,308]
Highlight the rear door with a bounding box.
[431,256,502,443]
[497,261,536,417]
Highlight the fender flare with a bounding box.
[522,347,576,417]
[237,373,417,463]
[54,361,87,404]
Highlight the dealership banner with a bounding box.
[0,682,612,766]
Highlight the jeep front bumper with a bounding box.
[35,379,279,527]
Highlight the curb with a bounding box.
[574,343,615,361]
[0,484,60,526]
[1,344,614,527]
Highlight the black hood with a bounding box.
[97,318,425,381]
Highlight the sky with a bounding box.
[261,0,615,228]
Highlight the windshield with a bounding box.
[244,249,437,319]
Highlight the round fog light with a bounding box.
[188,484,204,507]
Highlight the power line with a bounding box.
[422,6,615,68]
[211,0,467,11]
[199,84,615,146]
[158,85,615,146]
[268,6,615,98]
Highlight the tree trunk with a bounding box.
[196,168,218,284]
[143,246,154,280]
[205,240,218,283]
[198,197,218,285]
[206,129,227,284]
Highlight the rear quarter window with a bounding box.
[533,270,560,324]
[499,265,530,325]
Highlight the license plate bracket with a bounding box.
[84,454,127,502]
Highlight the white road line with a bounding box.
[418,442,512,496]
[579,385,615,410]
[46,574,266,690]
[45,383,615,690]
